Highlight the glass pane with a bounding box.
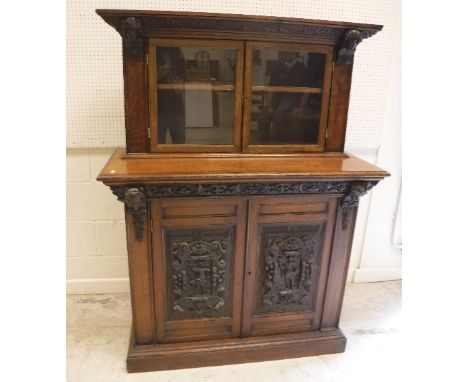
[249,49,326,145]
[155,46,237,145]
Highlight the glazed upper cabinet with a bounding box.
[96,9,382,154]
[147,38,333,153]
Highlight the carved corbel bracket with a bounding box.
[124,187,147,241]
[336,29,363,65]
[340,181,377,230]
[120,17,144,57]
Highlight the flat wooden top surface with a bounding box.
[97,149,390,184]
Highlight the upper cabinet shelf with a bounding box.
[96,9,382,154]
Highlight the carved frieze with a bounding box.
[142,17,345,41]
[256,224,323,314]
[145,182,350,197]
[111,182,349,200]
[110,181,380,234]
[166,228,233,320]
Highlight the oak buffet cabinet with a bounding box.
[96,9,390,373]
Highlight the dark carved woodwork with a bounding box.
[121,17,144,57]
[166,228,233,320]
[340,181,376,229]
[336,29,364,65]
[113,180,381,234]
[124,187,147,240]
[110,181,350,200]
[257,224,324,314]
[142,17,347,39]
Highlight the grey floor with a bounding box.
[67,280,401,382]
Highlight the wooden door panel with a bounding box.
[164,226,235,321]
[151,197,247,343]
[242,196,337,337]
[254,222,325,315]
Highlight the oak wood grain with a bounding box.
[326,63,353,152]
[123,55,149,153]
[97,148,389,184]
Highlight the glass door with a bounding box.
[148,38,244,152]
[242,42,334,153]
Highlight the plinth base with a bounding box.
[127,328,346,373]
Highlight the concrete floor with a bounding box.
[67,280,401,382]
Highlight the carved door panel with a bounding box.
[151,197,247,343]
[241,195,337,337]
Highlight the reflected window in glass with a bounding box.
[249,49,326,146]
[154,45,238,146]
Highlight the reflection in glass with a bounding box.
[250,49,326,145]
[155,46,237,145]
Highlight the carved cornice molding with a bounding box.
[121,17,144,57]
[340,181,377,229]
[97,11,381,46]
[141,17,346,41]
[124,187,147,240]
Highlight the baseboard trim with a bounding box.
[347,268,355,283]
[352,267,402,283]
[66,278,130,294]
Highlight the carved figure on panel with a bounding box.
[167,229,233,319]
[258,224,323,314]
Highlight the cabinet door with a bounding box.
[148,38,244,153]
[242,42,334,153]
[241,196,337,337]
[151,197,247,343]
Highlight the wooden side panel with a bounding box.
[321,204,358,329]
[326,63,353,152]
[125,209,154,344]
[242,195,337,337]
[123,54,149,153]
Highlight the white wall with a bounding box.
[351,8,402,282]
[66,0,401,294]
[67,148,129,293]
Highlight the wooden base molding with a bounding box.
[126,328,347,372]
